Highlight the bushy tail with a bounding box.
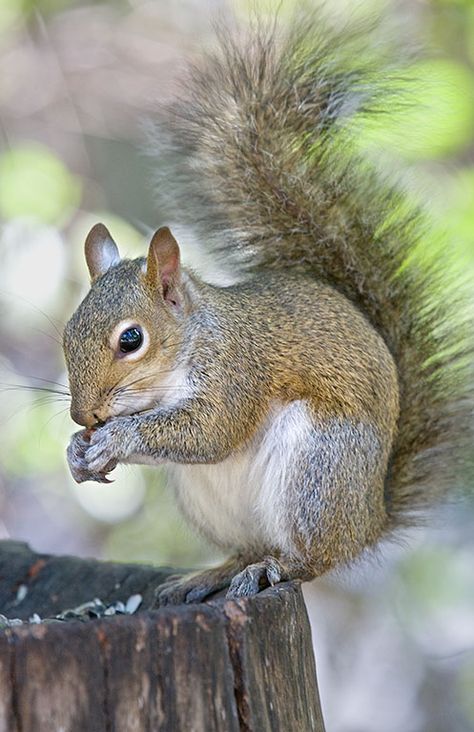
[153,12,473,527]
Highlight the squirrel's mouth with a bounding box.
[92,420,106,429]
[94,405,158,427]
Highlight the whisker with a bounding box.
[164,342,185,350]
[0,384,70,397]
[2,293,64,339]
[160,335,183,350]
[24,375,70,391]
[112,389,188,408]
[114,369,179,394]
[33,328,63,347]
[0,397,69,424]
[113,375,154,395]
[29,398,69,411]
[104,375,124,399]
[30,394,70,403]
[23,394,71,412]
[36,310,63,340]
[42,406,71,428]
[114,385,189,397]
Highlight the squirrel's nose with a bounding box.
[70,406,99,429]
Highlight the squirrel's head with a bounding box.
[63,223,188,428]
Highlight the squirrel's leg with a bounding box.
[284,417,390,576]
[227,417,391,597]
[154,414,390,603]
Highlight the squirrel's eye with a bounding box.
[119,327,143,353]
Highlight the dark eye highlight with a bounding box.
[119,327,143,353]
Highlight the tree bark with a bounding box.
[0,540,325,732]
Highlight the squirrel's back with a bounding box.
[212,272,398,433]
[152,11,473,530]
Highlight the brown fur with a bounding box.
[63,13,473,602]
[151,12,473,529]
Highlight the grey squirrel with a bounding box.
[63,14,472,603]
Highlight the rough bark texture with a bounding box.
[0,540,325,732]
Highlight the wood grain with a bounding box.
[0,540,325,732]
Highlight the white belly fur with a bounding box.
[168,400,314,555]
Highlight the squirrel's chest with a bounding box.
[167,400,314,553]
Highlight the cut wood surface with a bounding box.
[0,540,325,732]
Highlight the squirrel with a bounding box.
[63,13,472,603]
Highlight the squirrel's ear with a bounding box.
[85,223,120,282]
[146,227,181,304]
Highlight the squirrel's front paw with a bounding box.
[67,430,113,484]
[85,417,139,475]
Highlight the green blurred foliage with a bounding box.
[440,168,474,264]
[358,59,474,160]
[0,0,23,33]
[236,0,387,21]
[398,547,474,614]
[0,144,81,224]
[0,401,66,476]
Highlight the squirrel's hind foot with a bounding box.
[225,556,288,599]
[153,554,250,607]
[153,555,296,606]
[154,572,222,606]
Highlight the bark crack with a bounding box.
[8,632,23,732]
[222,600,251,732]
[96,627,112,732]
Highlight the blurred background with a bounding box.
[0,0,473,730]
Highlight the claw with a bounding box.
[154,576,189,607]
[154,570,230,607]
[226,557,285,599]
[153,557,267,607]
[67,429,115,484]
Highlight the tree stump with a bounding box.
[0,540,325,732]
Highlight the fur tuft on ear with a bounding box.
[146,227,181,303]
[85,223,120,281]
